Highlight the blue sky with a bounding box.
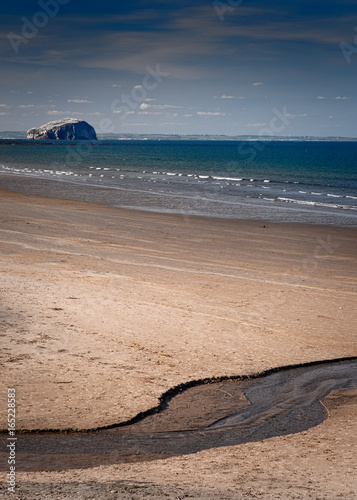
[0,0,356,136]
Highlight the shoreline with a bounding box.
[1,172,356,227]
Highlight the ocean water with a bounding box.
[0,140,356,225]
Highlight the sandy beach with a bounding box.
[1,188,356,499]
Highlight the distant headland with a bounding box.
[0,130,356,142]
[26,118,97,141]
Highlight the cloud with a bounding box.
[285,112,308,117]
[0,104,9,107]
[47,110,83,116]
[218,95,246,100]
[197,111,227,116]
[67,99,93,103]
[112,109,136,115]
[215,94,247,100]
[334,96,351,100]
[246,123,268,127]
[162,122,185,126]
[0,112,10,116]
[3,5,350,83]
[1,4,355,136]
[140,103,183,110]
[18,105,35,108]
[20,6,273,80]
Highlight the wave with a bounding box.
[276,196,356,210]
[1,164,356,212]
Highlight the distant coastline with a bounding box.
[0,131,357,142]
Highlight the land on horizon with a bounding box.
[1,131,357,141]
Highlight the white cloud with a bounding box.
[216,95,246,100]
[134,85,143,89]
[112,109,136,115]
[184,113,194,117]
[110,84,121,88]
[335,96,351,100]
[162,122,186,126]
[47,110,83,116]
[252,82,264,86]
[0,104,9,107]
[285,112,308,118]
[0,112,10,116]
[67,99,93,103]
[140,103,183,110]
[197,111,227,116]
[19,105,35,109]
[246,122,268,127]
[316,96,326,99]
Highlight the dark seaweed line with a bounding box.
[2,356,356,435]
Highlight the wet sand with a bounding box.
[2,359,356,474]
[0,189,356,498]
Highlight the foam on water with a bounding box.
[0,140,356,225]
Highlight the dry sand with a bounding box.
[0,189,356,498]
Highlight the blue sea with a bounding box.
[0,140,356,225]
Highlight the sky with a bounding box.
[0,0,356,136]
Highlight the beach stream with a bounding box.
[1,358,356,471]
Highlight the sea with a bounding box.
[0,140,356,226]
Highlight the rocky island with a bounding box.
[27,118,97,141]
